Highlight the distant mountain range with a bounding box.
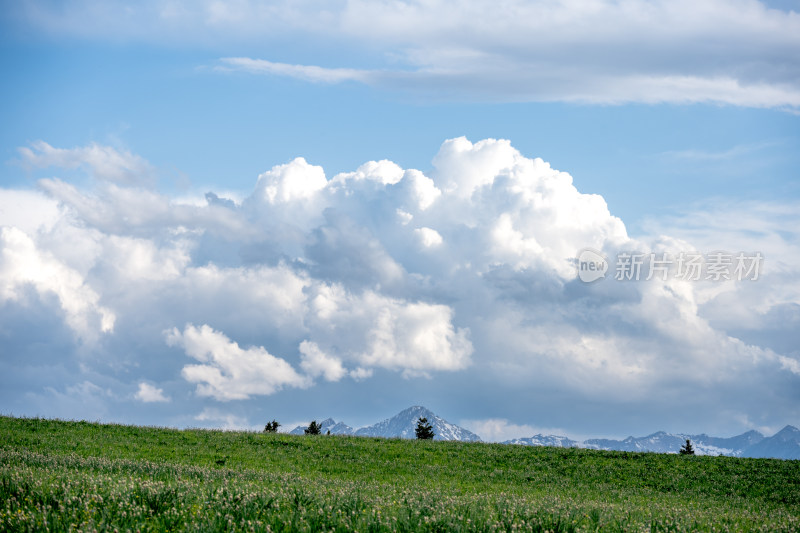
[506,426,800,460]
[288,406,800,460]
[578,430,766,456]
[505,434,579,448]
[289,406,481,441]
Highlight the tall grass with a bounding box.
[1,416,798,531]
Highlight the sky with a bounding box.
[0,0,799,443]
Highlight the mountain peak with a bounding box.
[774,425,800,439]
[289,406,480,441]
[400,405,433,416]
[285,409,795,459]
[355,406,481,441]
[288,417,354,436]
[741,425,800,459]
[504,434,577,448]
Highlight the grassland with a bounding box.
[1,416,798,532]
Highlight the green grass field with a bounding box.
[1,416,798,532]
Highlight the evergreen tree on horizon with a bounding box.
[415,417,435,440]
[679,438,695,455]
[305,420,322,435]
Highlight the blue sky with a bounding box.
[0,0,799,441]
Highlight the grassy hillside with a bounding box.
[1,416,798,532]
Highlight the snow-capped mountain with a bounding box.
[289,417,355,436]
[289,406,481,441]
[510,427,800,459]
[691,430,766,456]
[582,430,766,456]
[355,406,481,441]
[284,408,798,459]
[504,435,578,447]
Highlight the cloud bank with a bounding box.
[0,137,798,436]
[6,0,800,109]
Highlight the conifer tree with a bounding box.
[679,438,695,455]
[415,417,435,440]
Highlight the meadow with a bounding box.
[1,416,798,532]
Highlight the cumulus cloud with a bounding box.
[639,199,800,369]
[134,382,170,403]
[299,341,346,382]
[37,177,251,238]
[0,189,61,235]
[415,227,442,248]
[330,160,405,187]
[0,136,797,435]
[0,226,115,341]
[359,297,472,377]
[303,286,473,377]
[166,323,311,401]
[252,157,327,205]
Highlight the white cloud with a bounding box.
[415,227,442,248]
[102,234,192,282]
[194,407,253,431]
[36,177,252,240]
[400,170,441,211]
[349,367,373,381]
[460,418,573,443]
[432,137,518,198]
[218,57,370,84]
[361,298,472,377]
[428,136,627,278]
[550,74,800,109]
[299,341,346,382]
[10,1,799,109]
[1,136,797,435]
[18,141,155,185]
[252,157,327,204]
[224,2,800,110]
[174,263,310,332]
[134,382,170,403]
[0,226,115,340]
[304,286,474,377]
[637,199,800,371]
[330,160,405,187]
[0,189,61,235]
[166,323,311,401]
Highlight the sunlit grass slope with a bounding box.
[1,416,798,531]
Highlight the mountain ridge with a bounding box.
[289,406,480,442]
[287,407,798,459]
[508,425,798,460]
